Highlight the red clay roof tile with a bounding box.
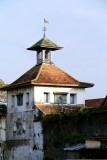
[36,104,82,115]
[1,63,94,90]
[85,98,105,108]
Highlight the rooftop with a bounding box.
[1,63,94,90]
[85,98,105,108]
[35,104,82,115]
[27,37,63,51]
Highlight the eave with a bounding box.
[0,81,94,91]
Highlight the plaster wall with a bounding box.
[6,86,44,159]
[7,86,34,113]
[32,122,44,160]
[0,117,6,141]
[6,111,34,140]
[7,145,32,160]
[34,86,85,105]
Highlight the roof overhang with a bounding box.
[0,81,94,91]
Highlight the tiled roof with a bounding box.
[85,98,105,108]
[1,63,94,90]
[27,37,63,51]
[35,104,82,115]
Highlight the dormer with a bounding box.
[27,37,63,65]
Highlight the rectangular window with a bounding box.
[54,94,67,104]
[26,93,29,105]
[44,93,49,103]
[70,94,76,104]
[17,94,23,106]
[11,95,15,107]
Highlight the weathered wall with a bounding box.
[7,86,34,111]
[0,116,6,141]
[34,86,85,105]
[6,86,44,160]
[6,111,34,140]
[6,140,31,160]
[32,122,44,160]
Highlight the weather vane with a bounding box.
[43,18,49,38]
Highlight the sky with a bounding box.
[0,0,107,99]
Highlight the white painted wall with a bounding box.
[34,86,85,105]
[7,85,85,112]
[86,140,101,149]
[7,86,34,113]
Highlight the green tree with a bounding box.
[0,79,7,103]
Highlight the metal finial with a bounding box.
[43,18,49,38]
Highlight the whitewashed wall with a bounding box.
[6,86,44,160]
[34,86,85,105]
[6,85,85,160]
[7,86,34,113]
[7,86,85,111]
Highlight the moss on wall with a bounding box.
[0,104,7,115]
[42,109,87,159]
[42,106,107,160]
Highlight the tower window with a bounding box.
[54,94,67,104]
[44,93,49,103]
[26,93,29,105]
[45,50,50,60]
[17,94,23,106]
[11,95,15,107]
[70,94,76,104]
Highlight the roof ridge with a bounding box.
[11,65,37,84]
[32,63,44,82]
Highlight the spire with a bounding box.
[27,20,63,65]
[43,19,49,38]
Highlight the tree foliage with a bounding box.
[0,79,7,103]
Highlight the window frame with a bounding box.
[70,94,76,104]
[54,93,67,104]
[17,94,23,106]
[44,92,49,103]
[11,95,15,107]
[26,93,29,105]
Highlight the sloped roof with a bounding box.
[85,98,105,108]
[1,63,94,90]
[27,37,63,51]
[35,104,82,115]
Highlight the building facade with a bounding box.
[1,32,93,160]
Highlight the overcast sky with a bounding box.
[0,0,107,99]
